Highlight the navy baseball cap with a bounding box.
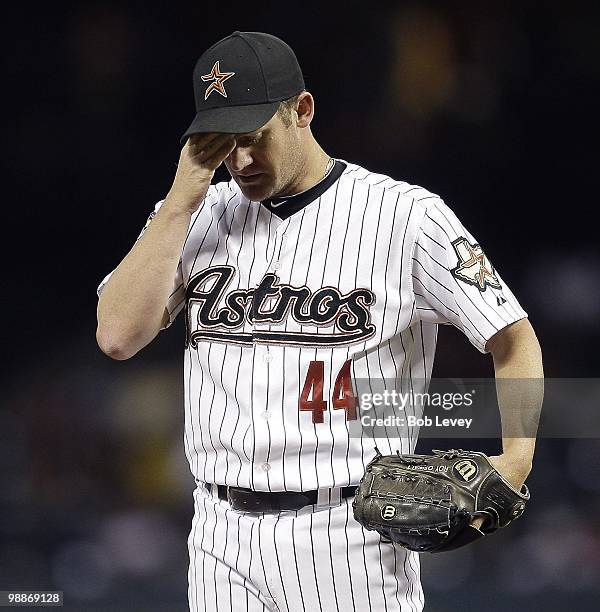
[180,31,305,143]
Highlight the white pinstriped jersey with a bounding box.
[98,159,526,492]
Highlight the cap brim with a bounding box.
[180,101,280,144]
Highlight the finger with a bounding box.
[471,516,485,529]
[185,132,222,152]
[190,134,235,162]
[194,135,235,164]
[203,137,236,171]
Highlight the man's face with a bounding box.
[223,110,303,202]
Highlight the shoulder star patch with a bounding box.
[450,237,501,291]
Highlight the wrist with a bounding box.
[163,191,199,217]
[502,438,535,462]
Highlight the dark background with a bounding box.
[2,1,599,610]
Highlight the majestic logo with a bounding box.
[452,459,478,482]
[201,61,236,100]
[512,502,526,519]
[381,505,397,520]
[185,266,376,347]
[451,237,501,291]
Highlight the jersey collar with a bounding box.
[260,160,347,220]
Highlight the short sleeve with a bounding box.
[96,200,186,330]
[411,199,527,353]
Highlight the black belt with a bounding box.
[205,484,357,512]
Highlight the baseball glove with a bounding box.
[352,448,530,553]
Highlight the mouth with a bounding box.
[236,173,263,186]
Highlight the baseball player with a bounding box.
[97,32,543,612]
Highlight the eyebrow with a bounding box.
[237,127,267,138]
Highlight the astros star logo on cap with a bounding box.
[201,61,236,100]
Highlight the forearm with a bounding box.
[96,198,192,359]
[489,319,544,463]
[96,133,235,359]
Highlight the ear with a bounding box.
[295,91,314,128]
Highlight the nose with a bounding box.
[227,145,253,174]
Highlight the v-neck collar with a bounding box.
[260,160,347,220]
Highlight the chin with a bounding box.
[237,182,273,202]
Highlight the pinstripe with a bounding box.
[385,338,405,444]
[288,208,308,492]
[377,538,389,612]
[227,200,253,486]
[355,184,371,353]
[326,506,341,612]
[257,519,277,606]
[389,544,404,612]
[421,228,446,250]
[291,509,307,611]
[301,196,323,333]
[451,302,488,343]
[216,196,245,484]
[272,224,290,489]
[343,500,357,612]
[414,240,447,269]
[309,511,323,612]
[300,196,324,488]
[300,198,331,490]
[223,507,233,612]
[319,182,340,484]
[272,515,291,612]
[411,257,454,294]
[406,551,423,611]
[264,213,275,491]
[233,511,242,573]
[378,191,402,345]
[413,286,481,347]
[249,342,258,491]
[188,492,199,611]
[196,350,210,482]
[393,199,416,336]
[193,348,210,482]
[370,188,397,453]
[264,347,272,492]
[204,343,220,482]
[359,519,373,611]
[199,495,210,611]
[352,183,373,467]
[336,179,357,485]
[419,321,427,378]
[248,518,256,605]
[369,187,385,336]
[406,325,417,451]
[401,546,418,612]
[210,503,221,611]
[247,207,263,491]
[412,276,460,317]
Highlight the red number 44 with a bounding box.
[299,360,357,424]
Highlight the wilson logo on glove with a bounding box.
[452,459,478,482]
